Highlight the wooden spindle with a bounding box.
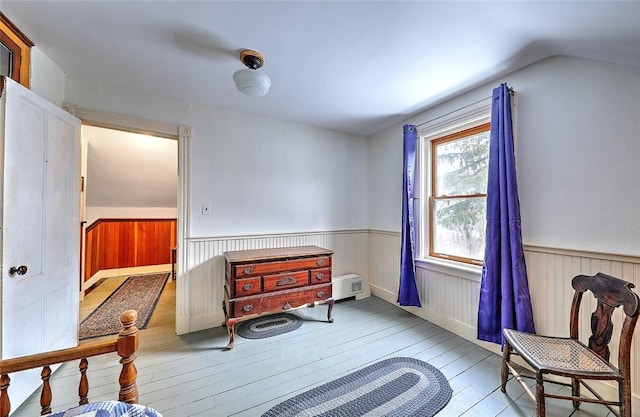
[79,358,89,405]
[40,365,52,415]
[0,374,11,417]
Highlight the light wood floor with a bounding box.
[13,277,613,417]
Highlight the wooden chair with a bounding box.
[0,310,140,417]
[501,272,639,417]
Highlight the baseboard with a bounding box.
[369,284,397,304]
[84,264,172,291]
[370,284,499,352]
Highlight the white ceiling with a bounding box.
[4,1,640,136]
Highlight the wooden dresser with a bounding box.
[222,245,334,349]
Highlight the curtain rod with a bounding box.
[415,87,514,129]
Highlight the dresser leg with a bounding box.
[225,317,240,350]
[226,328,236,350]
[221,300,228,327]
[326,298,335,323]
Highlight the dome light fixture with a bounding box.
[233,49,271,97]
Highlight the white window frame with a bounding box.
[415,100,491,278]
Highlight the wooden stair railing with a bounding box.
[0,310,139,417]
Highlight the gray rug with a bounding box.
[80,273,169,340]
[236,313,303,339]
[261,357,452,417]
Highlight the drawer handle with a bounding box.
[243,304,253,312]
[243,266,253,275]
[283,302,292,310]
[242,283,253,291]
[316,259,325,266]
[315,273,324,280]
[317,291,325,298]
[276,276,297,286]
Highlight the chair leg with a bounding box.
[571,378,580,410]
[501,341,511,393]
[536,375,546,417]
[620,379,631,417]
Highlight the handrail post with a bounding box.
[116,310,139,404]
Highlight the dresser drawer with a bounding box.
[234,277,261,297]
[263,270,309,293]
[231,284,332,317]
[310,268,331,284]
[234,256,332,278]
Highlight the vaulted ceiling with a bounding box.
[83,126,177,209]
[4,1,640,136]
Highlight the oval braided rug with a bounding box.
[261,357,452,417]
[236,313,303,339]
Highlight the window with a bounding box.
[429,123,490,264]
[417,101,491,266]
[1,12,33,88]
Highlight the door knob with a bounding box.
[9,265,28,276]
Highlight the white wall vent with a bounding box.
[332,273,370,301]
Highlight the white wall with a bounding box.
[28,52,640,254]
[29,46,65,106]
[65,76,369,238]
[515,57,640,255]
[369,55,640,256]
[187,104,368,237]
[64,75,370,333]
[367,54,640,408]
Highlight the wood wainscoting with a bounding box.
[84,218,177,282]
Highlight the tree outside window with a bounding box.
[429,123,490,264]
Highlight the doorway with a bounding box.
[63,103,190,335]
[79,124,179,334]
[80,125,178,327]
[81,126,178,280]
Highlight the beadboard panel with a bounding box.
[524,245,640,403]
[179,231,640,405]
[367,230,401,297]
[368,230,483,342]
[367,230,640,403]
[181,230,369,333]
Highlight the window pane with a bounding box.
[435,130,490,196]
[433,196,486,260]
[0,42,12,77]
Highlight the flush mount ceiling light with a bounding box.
[233,49,271,97]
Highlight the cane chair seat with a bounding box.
[503,330,618,377]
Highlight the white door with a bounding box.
[0,77,81,408]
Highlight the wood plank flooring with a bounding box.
[13,277,613,417]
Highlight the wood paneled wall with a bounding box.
[84,218,177,281]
